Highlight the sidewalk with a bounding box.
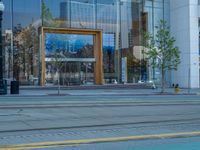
[5,85,200,96]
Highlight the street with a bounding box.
[0,89,200,149]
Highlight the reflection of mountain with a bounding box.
[46,44,94,58]
[76,44,94,58]
[45,33,93,55]
[73,39,85,50]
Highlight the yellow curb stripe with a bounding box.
[1,144,79,150]
[1,131,200,150]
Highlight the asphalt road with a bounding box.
[0,94,200,149]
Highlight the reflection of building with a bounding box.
[60,2,69,21]
[2,0,200,88]
[4,30,13,79]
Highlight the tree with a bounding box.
[20,25,39,77]
[13,24,39,82]
[144,20,181,93]
[49,50,65,95]
[41,2,60,27]
[13,24,23,81]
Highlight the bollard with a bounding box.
[174,84,180,94]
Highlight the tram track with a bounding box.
[0,101,200,109]
[1,115,200,134]
[1,97,200,142]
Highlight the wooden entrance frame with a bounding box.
[41,27,103,86]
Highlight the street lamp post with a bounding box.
[0,0,6,95]
[107,49,112,83]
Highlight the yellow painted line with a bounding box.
[0,144,79,150]
[1,131,200,150]
[1,145,56,150]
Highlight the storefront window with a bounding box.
[2,0,169,86]
[44,33,94,85]
[2,0,12,79]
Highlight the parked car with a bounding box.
[138,80,145,84]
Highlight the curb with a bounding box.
[1,93,197,97]
[16,84,154,90]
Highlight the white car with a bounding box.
[138,80,145,84]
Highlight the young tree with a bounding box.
[144,20,181,93]
[50,49,65,95]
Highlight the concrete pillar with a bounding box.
[170,0,199,88]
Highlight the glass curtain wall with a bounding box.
[2,0,41,85]
[42,0,96,85]
[2,0,12,80]
[42,0,96,28]
[144,0,170,84]
[120,0,144,83]
[44,33,95,85]
[2,0,169,85]
[97,0,119,83]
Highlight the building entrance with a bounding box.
[41,27,103,86]
[65,62,94,85]
[46,58,95,86]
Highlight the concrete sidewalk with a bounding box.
[4,85,200,96]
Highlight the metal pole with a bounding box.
[95,0,97,29]
[119,0,122,83]
[0,7,3,80]
[11,0,13,80]
[188,67,190,93]
[0,0,7,95]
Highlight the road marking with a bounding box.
[1,131,200,150]
[1,100,200,109]
[1,100,200,105]
[0,144,79,150]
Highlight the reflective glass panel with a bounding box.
[45,33,94,85]
[11,0,40,84]
[45,33,94,58]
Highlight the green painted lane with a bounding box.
[130,142,200,150]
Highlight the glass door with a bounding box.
[62,61,95,86]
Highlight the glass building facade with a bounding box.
[2,0,169,86]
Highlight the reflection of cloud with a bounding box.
[103,33,114,47]
[133,46,147,60]
[68,34,77,43]
[45,33,93,54]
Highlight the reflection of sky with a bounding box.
[3,0,138,30]
[3,0,119,29]
[103,33,114,47]
[3,0,41,29]
[103,33,115,53]
[45,33,115,55]
[45,33,93,55]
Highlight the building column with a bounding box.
[170,0,199,88]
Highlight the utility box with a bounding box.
[0,80,7,95]
[10,81,19,94]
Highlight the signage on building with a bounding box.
[121,57,127,83]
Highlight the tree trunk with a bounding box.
[58,71,60,95]
[161,68,165,93]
